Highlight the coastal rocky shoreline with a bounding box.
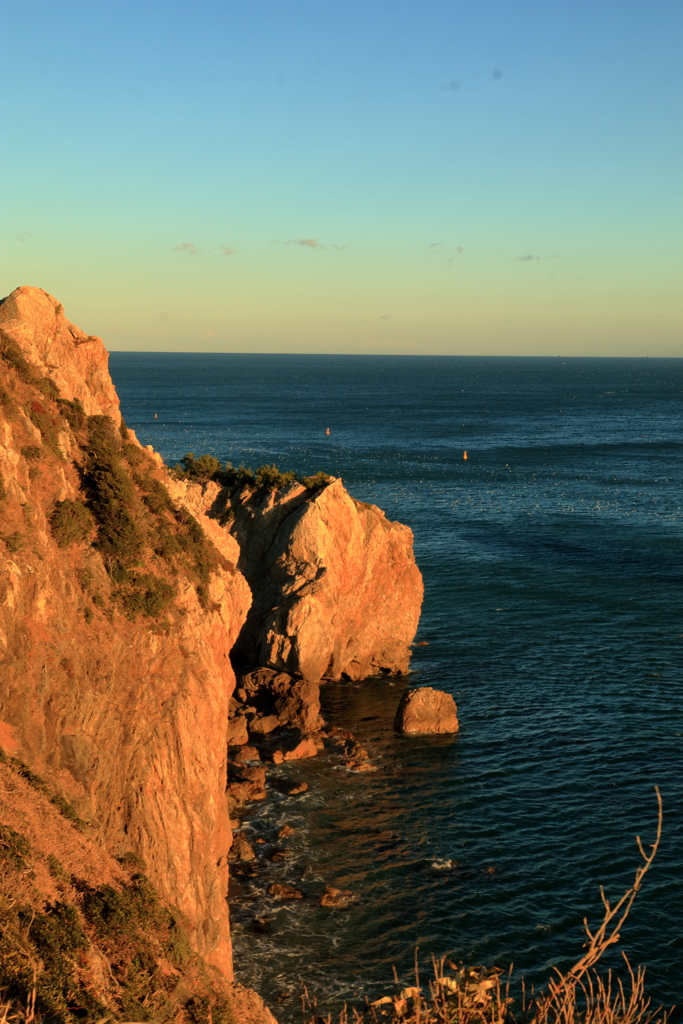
[0,287,426,1022]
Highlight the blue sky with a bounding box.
[2,0,682,354]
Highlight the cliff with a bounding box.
[0,285,424,1020]
[0,287,251,978]
[224,478,423,682]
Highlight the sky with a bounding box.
[2,0,682,355]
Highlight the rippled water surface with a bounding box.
[110,355,683,1010]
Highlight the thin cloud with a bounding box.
[380,313,393,320]
[286,238,325,248]
[222,246,237,255]
[429,242,443,248]
[514,253,539,261]
[273,238,346,250]
[175,242,199,255]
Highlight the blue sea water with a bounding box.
[109,354,683,1011]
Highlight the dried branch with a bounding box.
[534,786,664,1020]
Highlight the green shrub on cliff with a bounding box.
[56,396,86,431]
[301,470,334,489]
[0,822,232,1024]
[49,499,95,548]
[83,415,144,563]
[174,452,334,494]
[179,452,223,481]
[112,569,176,620]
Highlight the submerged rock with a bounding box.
[394,687,459,735]
[251,916,271,934]
[268,883,304,899]
[319,885,357,908]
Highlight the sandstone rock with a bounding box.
[228,715,249,746]
[227,766,267,810]
[238,668,323,735]
[231,765,267,787]
[281,782,308,796]
[249,714,280,735]
[0,288,252,977]
[281,737,318,761]
[278,825,295,838]
[232,745,262,764]
[269,849,290,862]
[394,687,459,735]
[228,833,256,862]
[319,885,356,908]
[268,883,304,899]
[0,286,122,424]
[342,759,376,772]
[228,478,423,681]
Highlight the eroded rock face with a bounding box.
[0,287,251,977]
[394,687,459,735]
[228,479,423,682]
[0,286,123,424]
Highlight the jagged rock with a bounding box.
[281,781,308,796]
[227,478,423,681]
[228,833,256,862]
[272,736,318,763]
[249,714,280,735]
[0,288,252,977]
[228,715,249,746]
[232,745,262,764]
[230,765,267,787]
[394,687,459,735]
[236,668,323,735]
[342,759,376,772]
[227,765,267,810]
[251,916,271,934]
[268,883,304,899]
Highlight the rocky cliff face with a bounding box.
[0,287,251,977]
[227,479,423,682]
[0,285,424,1007]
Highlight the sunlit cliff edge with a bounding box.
[0,287,423,1021]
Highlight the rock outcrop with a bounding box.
[0,287,251,977]
[227,479,423,682]
[394,687,459,735]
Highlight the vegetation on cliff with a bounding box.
[173,453,333,493]
[0,329,227,618]
[0,758,235,1024]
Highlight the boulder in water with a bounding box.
[394,687,458,735]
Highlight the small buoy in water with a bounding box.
[154,413,158,419]
[325,427,331,435]
[463,450,468,460]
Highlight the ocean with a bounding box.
[109,353,683,1011]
